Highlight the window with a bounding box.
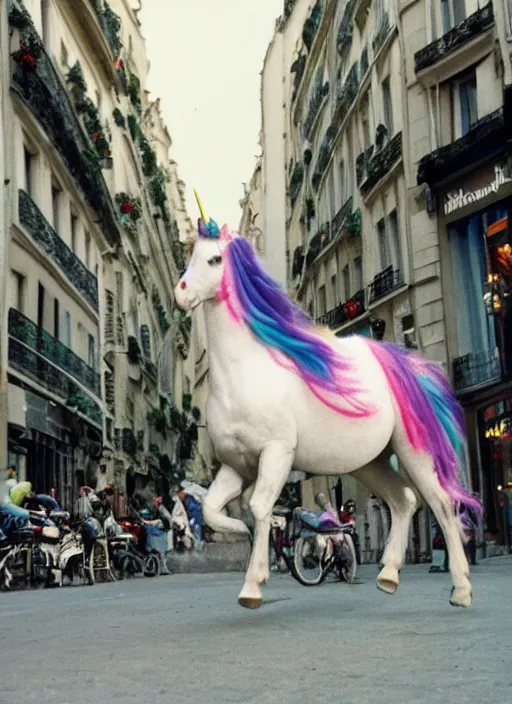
[330,274,337,305]
[339,159,345,204]
[64,312,72,349]
[77,322,84,356]
[85,232,91,268]
[37,283,45,330]
[41,0,50,48]
[377,219,390,269]
[382,77,393,136]
[60,41,68,68]
[11,271,25,312]
[342,265,350,300]
[88,334,96,371]
[71,214,78,253]
[361,94,371,150]
[53,298,60,340]
[346,127,354,195]
[328,171,336,220]
[51,181,61,232]
[388,209,403,274]
[441,0,466,34]
[24,147,33,197]
[354,256,363,292]
[456,71,477,138]
[317,285,327,317]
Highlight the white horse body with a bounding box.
[205,303,395,479]
[175,213,476,611]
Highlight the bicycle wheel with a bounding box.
[143,553,160,577]
[339,534,357,584]
[292,535,327,586]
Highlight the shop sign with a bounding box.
[444,165,512,216]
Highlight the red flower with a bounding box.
[121,202,133,215]
[13,44,37,71]
[91,131,102,142]
[344,299,358,320]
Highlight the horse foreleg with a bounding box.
[202,465,250,535]
[238,443,293,609]
[353,460,418,594]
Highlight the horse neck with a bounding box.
[202,299,256,380]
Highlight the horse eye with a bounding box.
[208,255,222,266]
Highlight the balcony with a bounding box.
[312,124,337,190]
[332,62,359,132]
[289,162,304,205]
[303,70,329,139]
[306,222,330,268]
[8,2,119,246]
[18,190,99,312]
[87,0,122,58]
[372,11,391,56]
[360,131,403,196]
[302,0,323,51]
[8,308,101,396]
[331,197,354,238]
[336,0,356,62]
[8,337,102,427]
[369,266,404,304]
[417,108,504,187]
[452,349,501,394]
[291,55,307,103]
[316,289,366,329]
[414,4,494,74]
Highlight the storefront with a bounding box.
[441,160,512,548]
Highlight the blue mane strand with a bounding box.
[227,239,336,383]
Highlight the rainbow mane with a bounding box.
[215,236,375,418]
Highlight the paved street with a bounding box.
[0,560,510,704]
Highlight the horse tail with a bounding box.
[367,340,482,527]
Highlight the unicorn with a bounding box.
[174,191,481,610]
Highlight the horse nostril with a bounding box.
[180,280,187,290]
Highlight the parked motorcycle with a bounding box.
[291,493,358,586]
[0,505,61,590]
[115,514,162,577]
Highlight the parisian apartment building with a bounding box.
[240,0,512,560]
[0,0,213,511]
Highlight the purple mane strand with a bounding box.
[218,237,375,418]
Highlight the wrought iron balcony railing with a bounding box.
[416,108,504,187]
[88,0,122,58]
[18,190,99,312]
[360,132,403,195]
[9,308,101,396]
[369,266,403,304]
[316,289,366,329]
[414,3,494,74]
[8,2,119,246]
[452,349,501,393]
[8,337,102,426]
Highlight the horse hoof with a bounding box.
[376,565,399,594]
[450,586,472,608]
[238,596,262,610]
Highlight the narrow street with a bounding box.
[0,560,510,704]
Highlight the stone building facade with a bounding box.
[0,0,212,510]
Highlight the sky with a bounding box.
[139,0,283,230]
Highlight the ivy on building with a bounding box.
[151,286,171,333]
[112,107,125,127]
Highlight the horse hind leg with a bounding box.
[353,459,418,595]
[394,444,472,608]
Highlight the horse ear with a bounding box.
[219,224,233,242]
